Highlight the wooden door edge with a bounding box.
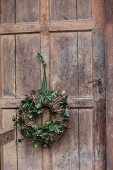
[105,1,113,170]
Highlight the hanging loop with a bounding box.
[38,53,46,67]
[37,53,47,93]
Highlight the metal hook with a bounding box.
[87,78,103,94]
[87,79,101,84]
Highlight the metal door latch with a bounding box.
[87,79,103,94]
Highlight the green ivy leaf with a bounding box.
[35,129,42,136]
[49,122,61,134]
[32,142,39,149]
[64,108,69,117]
[35,102,42,109]
[53,125,60,134]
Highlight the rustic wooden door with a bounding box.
[0,0,106,170]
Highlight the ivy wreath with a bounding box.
[12,53,70,148]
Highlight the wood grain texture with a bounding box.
[17,137,42,170]
[50,32,78,97]
[16,0,39,23]
[0,23,41,34]
[0,128,15,145]
[52,109,79,170]
[79,109,93,170]
[1,109,17,170]
[1,35,15,98]
[49,21,94,32]
[105,1,113,169]
[17,107,42,170]
[0,21,94,35]
[40,1,52,169]
[16,34,41,97]
[50,0,76,21]
[1,0,15,24]
[78,32,92,97]
[40,0,49,22]
[92,0,106,169]
[77,0,91,20]
[0,0,107,169]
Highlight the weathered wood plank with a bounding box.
[0,98,21,108]
[40,0,49,22]
[94,99,106,170]
[68,97,93,108]
[52,109,79,170]
[40,1,52,169]
[49,21,94,32]
[16,0,39,23]
[105,1,113,169]
[92,0,106,169]
[16,34,41,97]
[1,109,17,170]
[78,32,92,97]
[77,0,92,20]
[17,116,42,170]
[79,109,93,170]
[0,128,15,145]
[50,0,77,21]
[1,0,15,24]
[0,97,94,109]
[0,23,41,34]
[0,97,93,109]
[50,32,78,97]
[1,35,15,98]
[0,21,94,35]
[16,34,42,170]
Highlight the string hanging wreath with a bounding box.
[12,53,70,148]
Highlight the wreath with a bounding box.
[12,53,70,148]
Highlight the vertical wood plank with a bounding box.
[50,32,78,97]
[40,0,49,22]
[40,1,51,169]
[78,32,92,97]
[1,35,15,98]
[79,109,94,170]
[17,117,42,170]
[41,32,51,170]
[50,0,76,21]
[92,0,106,169]
[105,1,113,169]
[16,0,39,23]
[52,110,79,170]
[2,109,17,170]
[1,0,15,24]
[16,34,42,170]
[16,34,41,98]
[77,0,92,20]
[0,4,2,168]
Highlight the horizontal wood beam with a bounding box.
[0,23,41,34]
[0,21,95,34]
[0,128,15,145]
[49,21,95,32]
[68,97,93,108]
[0,97,93,108]
[0,99,21,108]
